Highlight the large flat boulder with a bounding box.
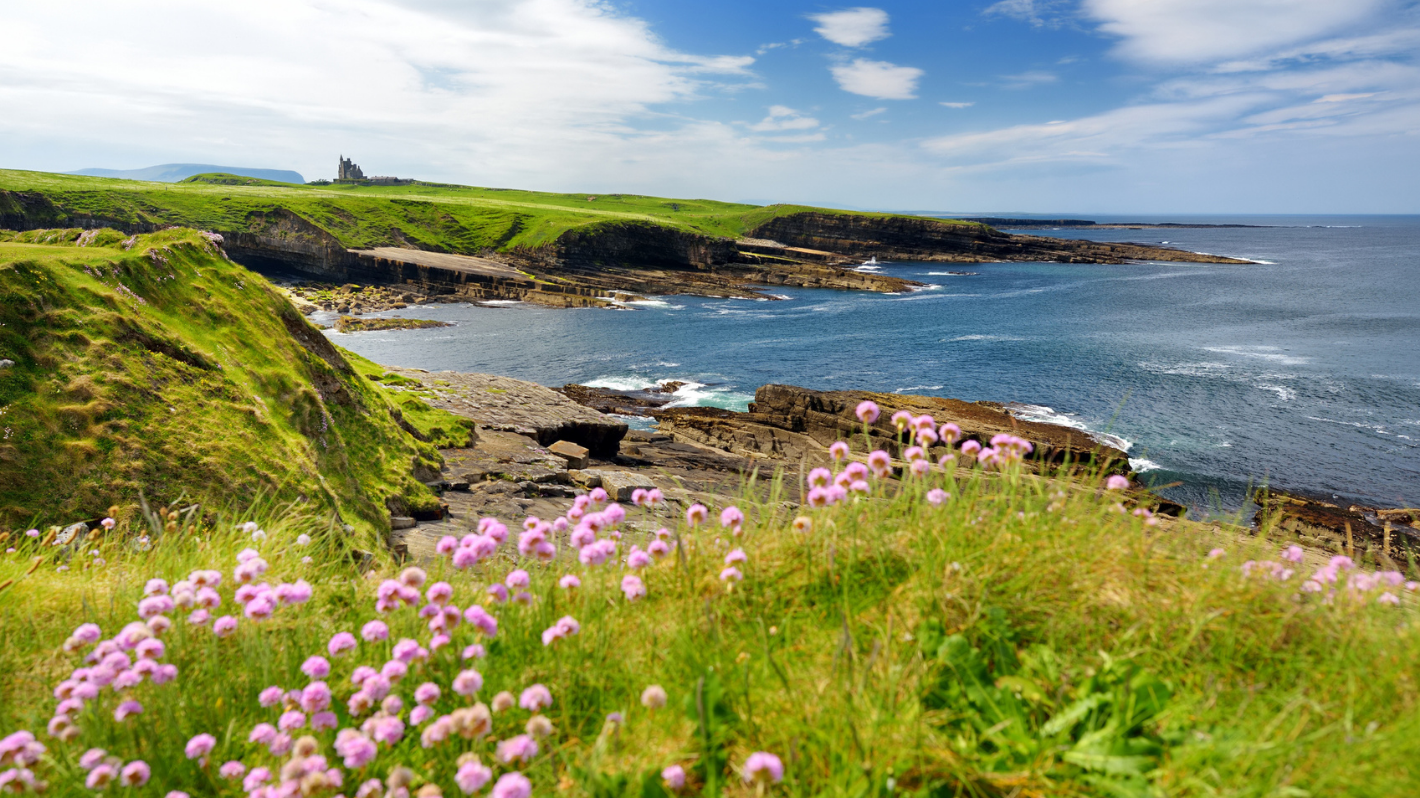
[387,369,627,457]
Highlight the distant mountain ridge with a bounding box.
[68,163,304,184]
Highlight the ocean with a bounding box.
[320,214,1420,514]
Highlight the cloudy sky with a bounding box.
[3,0,1417,212]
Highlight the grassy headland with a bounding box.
[0,169,980,255]
[0,228,474,537]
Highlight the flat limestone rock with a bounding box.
[387,368,627,456]
[583,469,657,502]
[548,440,590,470]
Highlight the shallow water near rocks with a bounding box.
[324,214,1420,514]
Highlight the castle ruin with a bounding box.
[337,155,365,181]
[335,155,412,185]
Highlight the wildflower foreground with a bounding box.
[3,424,1418,797]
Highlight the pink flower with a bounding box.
[436,536,458,555]
[855,401,880,424]
[720,567,743,583]
[370,715,405,745]
[427,582,454,605]
[453,669,484,697]
[1207,548,1226,559]
[724,548,747,565]
[662,765,686,790]
[505,569,531,589]
[455,760,493,794]
[410,705,434,726]
[1379,592,1401,605]
[119,760,151,787]
[278,710,306,732]
[219,761,246,780]
[361,620,389,642]
[185,733,216,759]
[415,682,441,705]
[627,547,651,569]
[382,660,409,682]
[312,711,338,731]
[300,682,332,713]
[519,684,552,711]
[486,584,509,603]
[1105,475,1130,491]
[400,567,428,588]
[1280,545,1304,563]
[114,700,143,722]
[248,724,277,746]
[301,655,331,679]
[829,441,850,461]
[213,615,238,638]
[86,765,117,789]
[960,440,981,457]
[686,504,709,527]
[465,605,498,637]
[621,574,647,601]
[328,632,358,657]
[867,450,892,478]
[242,767,271,792]
[80,748,107,770]
[648,539,672,557]
[490,772,532,798]
[393,638,426,663]
[463,644,487,660]
[495,734,538,765]
[720,506,744,531]
[558,574,581,589]
[743,751,784,784]
[927,489,949,505]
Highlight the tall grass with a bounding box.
[2,456,1416,797]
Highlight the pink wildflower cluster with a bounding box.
[0,730,48,792]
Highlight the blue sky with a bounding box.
[2,0,1417,212]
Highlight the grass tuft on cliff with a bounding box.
[2,457,1417,796]
[0,227,472,536]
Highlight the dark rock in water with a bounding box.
[388,369,627,457]
[654,384,1128,471]
[1254,488,1420,560]
[558,384,674,416]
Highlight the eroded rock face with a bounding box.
[653,384,1128,471]
[1254,488,1420,559]
[386,369,627,457]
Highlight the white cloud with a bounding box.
[0,0,758,185]
[983,0,1065,28]
[1082,0,1390,65]
[750,106,821,131]
[1001,71,1058,89]
[829,59,923,99]
[851,107,887,120]
[940,102,975,108]
[809,8,891,48]
[1315,92,1379,103]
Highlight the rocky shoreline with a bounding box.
[360,368,1419,564]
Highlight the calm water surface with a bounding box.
[322,215,1420,513]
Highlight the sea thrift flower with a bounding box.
[627,547,651,569]
[641,685,667,709]
[312,711,338,731]
[362,620,389,642]
[415,682,441,705]
[663,765,686,791]
[1207,548,1226,559]
[465,606,498,637]
[720,506,745,532]
[427,582,454,605]
[505,569,530,589]
[1105,475,1130,490]
[685,503,710,527]
[453,669,484,697]
[743,752,784,784]
[927,489,950,505]
[114,700,143,721]
[455,760,493,794]
[301,682,332,713]
[119,760,151,787]
[463,644,486,660]
[248,724,278,746]
[621,574,647,601]
[80,748,107,770]
[219,761,246,780]
[87,764,118,788]
[185,733,216,760]
[867,450,892,478]
[720,567,744,583]
[496,734,538,765]
[301,656,331,679]
[213,615,237,638]
[490,772,532,798]
[1281,545,1304,563]
[559,574,582,589]
[855,401,879,424]
[519,684,552,711]
[437,536,458,555]
[328,632,358,656]
[486,584,509,603]
[960,440,981,457]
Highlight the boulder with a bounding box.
[548,440,590,470]
[584,469,657,502]
[1254,488,1419,559]
[390,516,417,530]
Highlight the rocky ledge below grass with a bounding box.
[334,317,452,333]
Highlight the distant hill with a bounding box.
[68,163,305,184]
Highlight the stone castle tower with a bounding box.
[337,155,365,181]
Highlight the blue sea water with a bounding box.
[323,215,1420,513]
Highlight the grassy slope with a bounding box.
[1,464,1416,797]
[0,227,473,536]
[0,169,981,255]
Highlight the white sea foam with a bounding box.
[1202,346,1310,366]
[950,334,1025,342]
[894,385,944,393]
[1256,383,1295,401]
[583,376,659,392]
[925,271,976,276]
[1008,404,1133,452]
[478,299,523,306]
[1129,458,1162,473]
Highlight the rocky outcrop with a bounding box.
[748,212,1253,265]
[1254,488,1420,560]
[385,369,627,457]
[651,384,1129,472]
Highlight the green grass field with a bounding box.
[1,456,1415,797]
[0,169,979,255]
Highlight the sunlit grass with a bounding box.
[3,453,1417,797]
